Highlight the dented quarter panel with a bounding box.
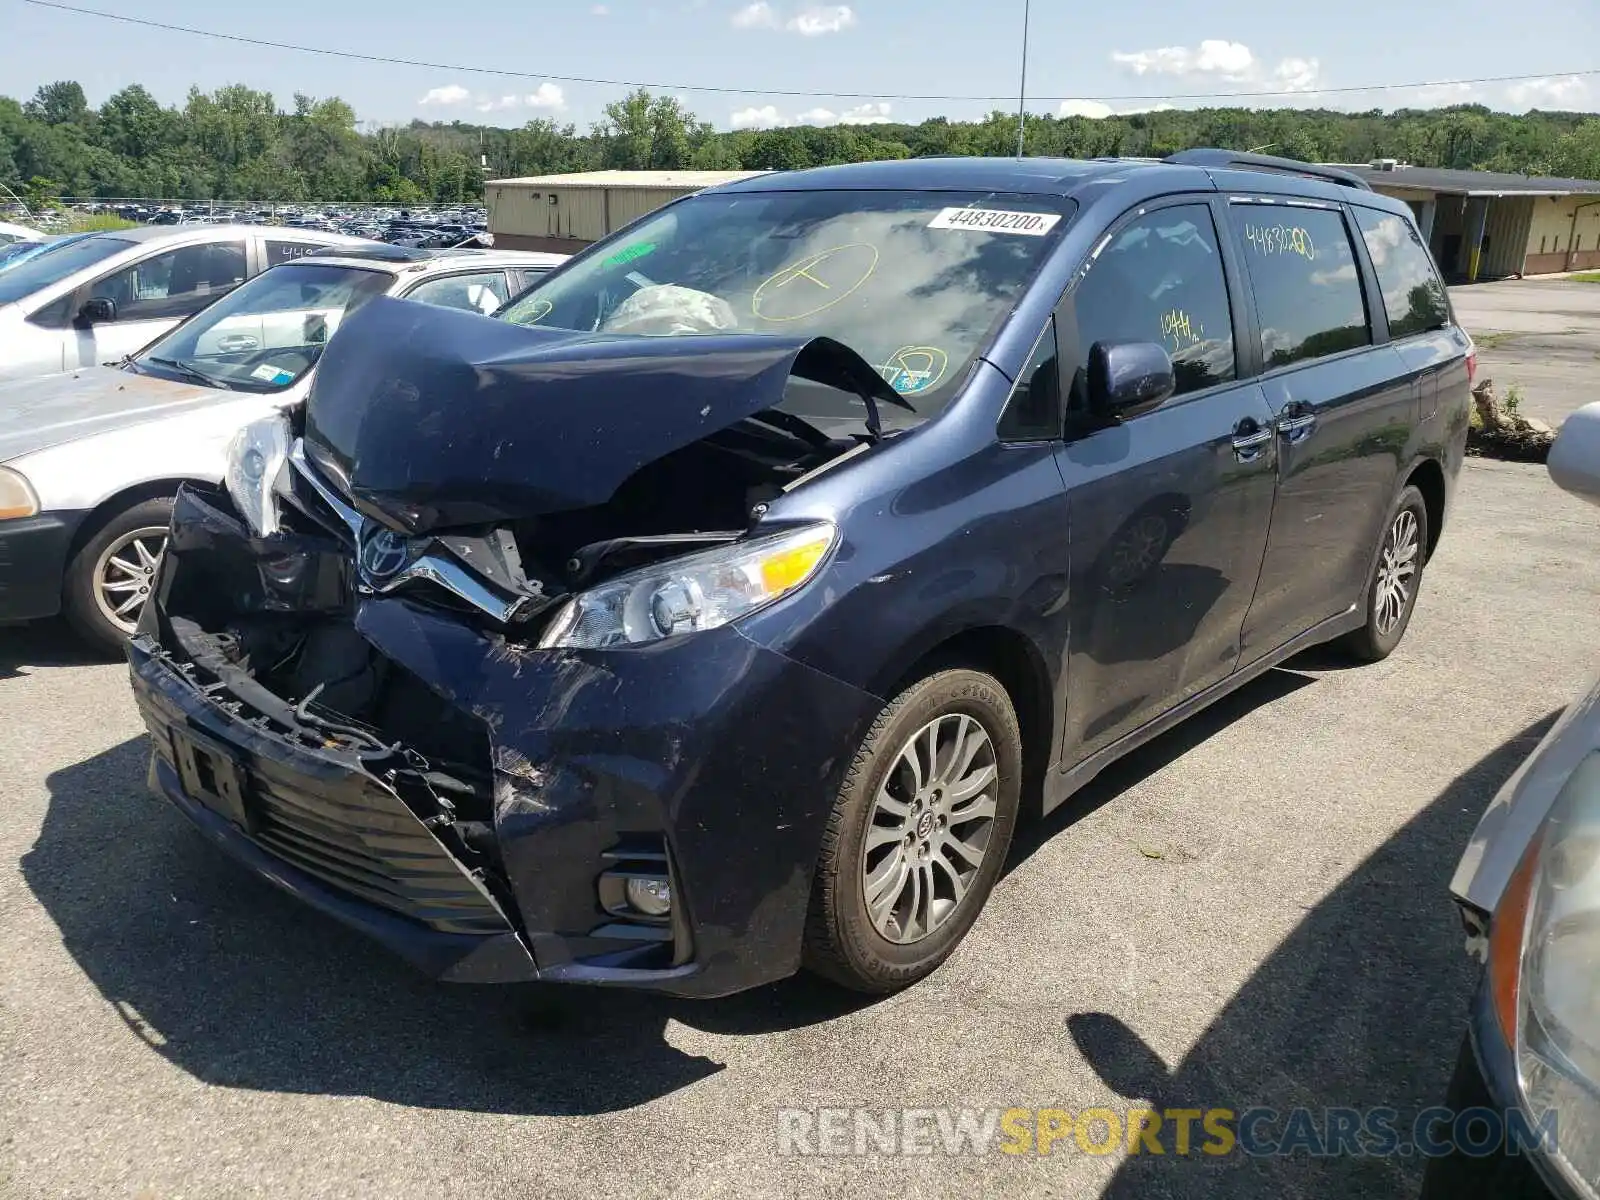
[353,596,885,995]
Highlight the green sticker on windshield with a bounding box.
[603,241,657,268]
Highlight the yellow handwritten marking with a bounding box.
[752,243,880,323]
[1244,223,1317,261]
[1160,308,1202,350]
[878,345,950,394]
[523,298,554,323]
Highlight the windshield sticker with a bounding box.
[1243,222,1317,260]
[250,363,295,385]
[880,345,950,395]
[928,207,1061,236]
[752,243,880,323]
[603,241,657,268]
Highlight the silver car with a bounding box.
[1425,401,1600,1199]
[0,245,567,649]
[0,225,376,383]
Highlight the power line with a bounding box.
[22,0,1600,105]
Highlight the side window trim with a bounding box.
[1341,201,1393,345]
[1061,193,1243,416]
[1223,196,1377,379]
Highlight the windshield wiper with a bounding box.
[144,355,231,390]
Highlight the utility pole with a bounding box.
[1015,0,1032,157]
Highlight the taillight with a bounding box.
[1466,347,1478,387]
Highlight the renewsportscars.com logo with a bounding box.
[775,1105,1558,1159]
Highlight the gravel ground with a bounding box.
[2,457,1598,1200]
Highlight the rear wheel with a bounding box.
[803,668,1022,993]
[62,497,173,656]
[1341,484,1428,662]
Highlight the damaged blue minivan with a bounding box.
[127,152,1471,996]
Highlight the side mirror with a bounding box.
[1549,400,1600,510]
[78,296,116,325]
[1087,340,1176,421]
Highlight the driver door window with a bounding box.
[1066,205,1235,413]
[89,241,247,323]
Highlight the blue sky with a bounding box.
[4,0,1598,131]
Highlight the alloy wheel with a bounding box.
[861,712,999,944]
[1374,508,1420,636]
[93,527,168,635]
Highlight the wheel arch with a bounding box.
[872,622,1057,820]
[1404,456,1447,561]
[65,477,198,563]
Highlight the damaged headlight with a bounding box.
[224,413,291,537]
[538,521,838,649]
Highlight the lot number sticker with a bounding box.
[928,207,1061,235]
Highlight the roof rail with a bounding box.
[1163,149,1373,191]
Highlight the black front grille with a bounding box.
[247,764,508,936]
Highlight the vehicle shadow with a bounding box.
[1071,713,1558,1199]
[22,735,873,1117]
[0,619,111,679]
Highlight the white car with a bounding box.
[0,219,45,245]
[0,245,567,649]
[0,225,377,384]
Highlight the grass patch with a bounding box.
[1469,330,1523,350]
[61,213,140,233]
[1569,271,1600,283]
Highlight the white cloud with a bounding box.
[731,1,779,28]
[1112,39,1255,81]
[733,2,854,34]
[443,83,565,114]
[1410,82,1476,107]
[418,84,472,106]
[731,105,786,129]
[787,4,854,34]
[1273,57,1321,93]
[523,83,567,109]
[1505,75,1590,109]
[731,100,889,129]
[1059,99,1114,118]
[591,3,609,12]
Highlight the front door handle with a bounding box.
[1231,420,1273,462]
[1276,400,1317,441]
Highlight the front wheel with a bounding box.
[62,497,173,655]
[1341,484,1429,662]
[803,668,1022,993]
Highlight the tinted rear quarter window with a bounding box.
[1229,203,1370,369]
[1351,207,1450,338]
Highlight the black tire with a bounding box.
[62,497,174,656]
[803,668,1022,993]
[1341,484,1429,663]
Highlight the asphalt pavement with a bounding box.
[1449,277,1600,427]
[2,456,1599,1199]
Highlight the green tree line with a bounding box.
[4,79,1600,206]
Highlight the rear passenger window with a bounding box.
[1067,204,1236,407]
[1230,204,1369,369]
[1351,208,1450,338]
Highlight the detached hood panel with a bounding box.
[302,295,898,533]
[0,366,218,463]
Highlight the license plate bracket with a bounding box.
[170,726,257,832]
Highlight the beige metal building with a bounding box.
[486,170,766,252]
[1347,161,1600,281]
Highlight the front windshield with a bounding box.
[499,189,1074,424]
[135,262,392,393]
[0,235,134,303]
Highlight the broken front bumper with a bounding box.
[128,487,883,997]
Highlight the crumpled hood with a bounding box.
[0,366,219,464]
[302,295,900,533]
